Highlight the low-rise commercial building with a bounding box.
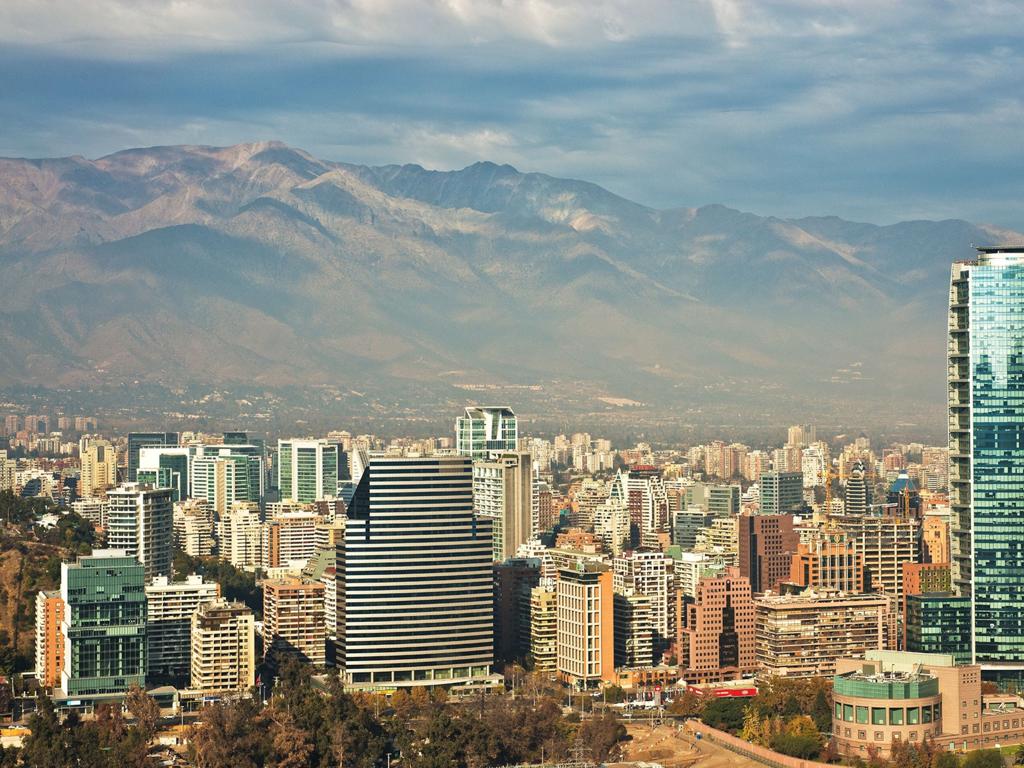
[833,651,1024,757]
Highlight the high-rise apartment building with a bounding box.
[34,590,64,689]
[673,551,726,599]
[844,462,870,515]
[759,470,805,515]
[263,577,326,666]
[754,590,895,677]
[456,406,517,460]
[265,511,325,568]
[79,439,117,498]
[695,516,739,566]
[678,567,756,684]
[127,432,179,483]
[0,450,14,493]
[173,501,216,557]
[613,550,673,649]
[557,564,614,687]
[60,550,147,697]
[217,503,264,571]
[190,599,256,694]
[493,559,540,664]
[337,455,494,688]
[71,498,107,529]
[105,484,174,579]
[672,507,712,550]
[614,591,654,669]
[277,439,338,503]
[145,575,219,680]
[737,513,798,595]
[607,467,671,548]
[949,247,1024,676]
[473,451,535,561]
[787,425,816,448]
[529,584,558,675]
[922,513,951,565]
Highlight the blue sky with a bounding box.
[2,0,1023,228]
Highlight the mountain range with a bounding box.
[0,141,1015,426]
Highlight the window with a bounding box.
[890,708,904,725]
[873,708,886,725]
[844,704,854,722]
[908,707,920,725]
[923,705,932,724]
[857,706,869,725]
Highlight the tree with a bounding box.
[578,712,626,762]
[741,709,782,747]
[124,685,160,741]
[963,749,1004,768]
[189,699,269,768]
[812,688,833,733]
[701,697,747,733]
[770,732,822,760]
[603,684,626,704]
[935,751,960,768]
[19,696,67,768]
[268,710,314,768]
[667,688,703,718]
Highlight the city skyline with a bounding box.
[4,2,1024,766]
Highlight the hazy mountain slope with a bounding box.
[0,141,1012,412]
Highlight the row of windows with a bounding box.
[836,702,940,725]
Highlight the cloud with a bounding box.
[0,1,1023,228]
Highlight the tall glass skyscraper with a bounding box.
[949,246,1024,679]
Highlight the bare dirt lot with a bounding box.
[617,723,764,768]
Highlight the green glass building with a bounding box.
[277,439,339,503]
[136,449,189,501]
[905,593,971,666]
[126,432,179,482]
[949,247,1024,680]
[60,550,147,697]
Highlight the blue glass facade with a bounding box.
[949,248,1024,671]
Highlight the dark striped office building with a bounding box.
[336,454,495,688]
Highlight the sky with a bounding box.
[2,0,1023,228]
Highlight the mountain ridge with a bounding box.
[0,141,1012,418]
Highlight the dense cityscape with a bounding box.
[0,247,1018,768]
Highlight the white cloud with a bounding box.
[2,0,988,54]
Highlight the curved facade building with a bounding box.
[833,667,942,757]
[337,454,494,688]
